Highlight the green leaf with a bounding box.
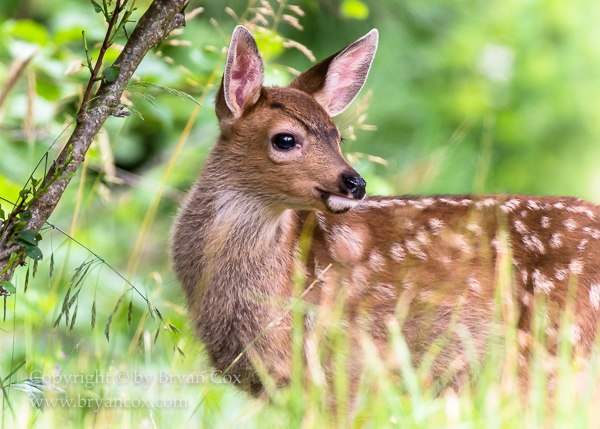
[0,206,5,220]
[24,245,43,261]
[20,211,32,220]
[90,0,103,13]
[0,281,16,294]
[340,0,369,20]
[16,230,38,245]
[102,66,121,82]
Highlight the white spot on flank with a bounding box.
[329,225,364,261]
[555,268,568,281]
[519,210,527,218]
[550,233,562,249]
[566,205,596,219]
[540,216,550,228]
[554,202,565,209]
[513,220,529,234]
[523,234,546,254]
[467,222,483,236]
[467,276,481,293]
[590,284,600,310]
[583,228,600,240]
[564,219,577,231]
[578,239,588,251]
[460,199,472,206]
[532,269,554,294]
[408,200,425,209]
[501,199,520,213]
[442,198,460,206]
[522,292,532,306]
[475,198,496,209]
[454,234,472,254]
[527,200,540,210]
[428,218,445,234]
[521,270,528,284]
[416,230,431,246]
[369,251,385,270]
[390,243,406,262]
[406,240,427,261]
[421,198,435,207]
[569,258,584,276]
[404,219,414,230]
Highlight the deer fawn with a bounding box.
[171,26,600,396]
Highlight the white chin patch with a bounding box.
[325,194,359,213]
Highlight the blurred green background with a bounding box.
[1,0,600,426]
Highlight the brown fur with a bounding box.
[171,27,600,397]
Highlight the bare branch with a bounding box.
[0,246,19,262]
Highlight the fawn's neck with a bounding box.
[188,167,297,325]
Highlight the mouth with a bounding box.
[315,188,361,214]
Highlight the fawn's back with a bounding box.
[171,26,600,396]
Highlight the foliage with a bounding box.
[1,0,600,427]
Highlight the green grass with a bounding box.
[3,231,600,429]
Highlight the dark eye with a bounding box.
[272,133,296,150]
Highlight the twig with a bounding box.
[0,246,19,262]
[78,0,123,117]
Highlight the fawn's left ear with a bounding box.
[216,26,264,120]
[289,29,378,117]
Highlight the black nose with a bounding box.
[340,172,366,200]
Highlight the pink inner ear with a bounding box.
[317,43,373,115]
[229,45,262,113]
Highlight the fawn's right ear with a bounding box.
[215,26,264,121]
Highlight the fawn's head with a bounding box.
[213,26,378,214]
